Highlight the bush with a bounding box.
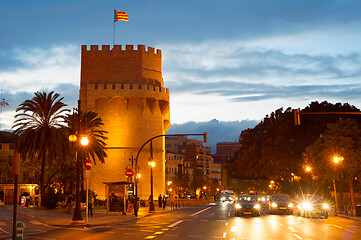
[43,188,58,209]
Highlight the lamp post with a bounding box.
[148,159,156,212]
[333,156,343,216]
[69,100,89,225]
[133,132,207,216]
[305,166,312,194]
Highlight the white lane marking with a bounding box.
[208,203,216,205]
[29,220,51,227]
[333,224,343,229]
[345,229,354,233]
[168,220,184,228]
[226,222,228,226]
[190,207,212,216]
[277,222,284,226]
[288,227,297,232]
[0,227,10,235]
[293,233,302,239]
[223,232,227,238]
[166,234,178,237]
[217,219,225,222]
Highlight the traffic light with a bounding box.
[293,109,300,125]
[203,132,207,143]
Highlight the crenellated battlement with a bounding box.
[86,83,169,94]
[81,44,161,56]
[81,44,163,87]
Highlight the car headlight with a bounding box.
[303,202,313,211]
[261,197,266,201]
[288,203,293,208]
[323,203,329,209]
[272,202,277,208]
[235,204,242,209]
[254,204,261,209]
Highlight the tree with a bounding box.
[232,101,361,182]
[12,91,70,206]
[66,110,108,164]
[305,118,361,213]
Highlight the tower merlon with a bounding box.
[81,45,161,55]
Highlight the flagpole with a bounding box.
[113,10,116,48]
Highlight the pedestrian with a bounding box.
[88,191,94,217]
[66,194,73,214]
[158,194,162,207]
[170,192,175,210]
[162,195,167,209]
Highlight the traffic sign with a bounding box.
[85,158,92,170]
[125,169,134,177]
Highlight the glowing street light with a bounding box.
[332,155,343,216]
[80,136,89,146]
[148,159,156,212]
[305,165,312,194]
[333,156,344,164]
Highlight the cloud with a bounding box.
[162,42,361,86]
[0,45,80,94]
[167,119,258,154]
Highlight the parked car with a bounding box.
[234,195,261,217]
[269,194,293,215]
[296,195,329,219]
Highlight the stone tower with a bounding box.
[79,45,170,200]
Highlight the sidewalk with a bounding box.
[335,212,361,221]
[9,205,179,227]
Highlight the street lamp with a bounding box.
[148,160,156,213]
[69,100,89,225]
[305,165,312,194]
[332,156,343,216]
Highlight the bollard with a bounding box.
[16,222,24,240]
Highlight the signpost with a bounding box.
[84,158,92,225]
[125,169,133,178]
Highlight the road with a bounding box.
[1,202,361,239]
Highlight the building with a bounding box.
[165,152,185,183]
[212,142,242,163]
[165,136,221,184]
[0,131,39,205]
[212,142,241,188]
[80,45,170,200]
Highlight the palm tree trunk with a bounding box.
[40,155,46,207]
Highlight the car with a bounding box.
[258,195,269,207]
[234,195,261,217]
[296,195,329,219]
[269,194,293,215]
[220,190,235,203]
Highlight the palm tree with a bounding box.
[12,91,70,206]
[66,110,108,164]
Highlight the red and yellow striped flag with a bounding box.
[114,10,128,22]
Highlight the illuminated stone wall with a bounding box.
[80,45,170,200]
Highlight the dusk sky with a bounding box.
[1,0,361,151]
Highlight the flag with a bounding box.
[0,98,9,107]
[114,10,128,22]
